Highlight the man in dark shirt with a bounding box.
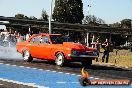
[102,38,110,63]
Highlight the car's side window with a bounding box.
[41,36,49,44]
[30,36,40,43]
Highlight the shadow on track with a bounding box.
[31,59,131,71]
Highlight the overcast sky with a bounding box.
[0,0,132,24]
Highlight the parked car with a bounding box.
[16,33,98,67]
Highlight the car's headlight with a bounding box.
[71,50,77,55]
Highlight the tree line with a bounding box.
[15,9,48,21]
[14,0,131,28]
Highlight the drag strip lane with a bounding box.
[0,63,83,88]
[0,63,131,88]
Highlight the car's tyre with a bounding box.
[22,49,33,62]
[82,60,92,68]
[55,52,65,67]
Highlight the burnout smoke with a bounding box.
[0,46,22,60]
[0,33,23,60]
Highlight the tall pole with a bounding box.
[49,0,53,34]
[86,32,89,47]
[88,0,92,15]
[86,1,91,47]
[88,5,91,15]
[131,20,132,28]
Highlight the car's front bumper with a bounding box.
[68,54,98,58]
[66,54,98,62]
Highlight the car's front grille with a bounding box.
[77,51,95,56]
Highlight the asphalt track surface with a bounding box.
[0,46,131,88]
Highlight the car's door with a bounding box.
[28,35,40,57]
[38,35,52,59]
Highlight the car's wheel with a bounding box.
[82,60,92,68]
[55,52,65,66]
[22,49,33,62]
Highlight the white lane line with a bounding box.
[32,68,37,70]
[89,77,94,79]
[19,66,24,68]
[56,82,79,84]
[77,75,81,77]
[25,67,31,69]
[12,65,17,66]
[39,69,43,71]
[45,70,50,72]
[56,82,66,84]
[95,78,99,79]
[65,73,70,75]
[52,71,57,73]
[5,64,10,66]
[71,74,76,76]
[71,82,79,84]
[0,78,48,88]
[58,72,63,74]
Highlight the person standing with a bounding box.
[95,39,101,62]
[26,33,30,40]
[102,38,110,63]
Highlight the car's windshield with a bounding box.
[62,36,73,42]
[50,35,73,44]
[50,35,63,44]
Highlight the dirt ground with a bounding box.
[93,49,132,68]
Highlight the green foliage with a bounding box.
[82,15,105,26]
[109,22,121,28]
[15,13,38,20]
[15,13,26,19]
[111,35,126,46]
[53,0,84,24]
[24,16,29,19]
[29,16,37,20]
[40,9,49,21]
[121,19,131,28]
[53,0,67,22]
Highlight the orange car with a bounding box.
[16,33,98,67]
